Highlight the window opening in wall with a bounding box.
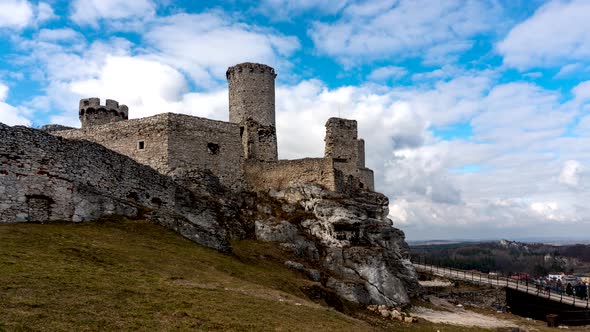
[207,143,220,155]
[137,140,145,150]
[240,126,244,138]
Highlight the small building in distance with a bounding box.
[50,62,374,194]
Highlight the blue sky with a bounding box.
[1,0,590,240]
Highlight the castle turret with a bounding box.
[79,98,129,129]
[325,118,374,191]
[226,63,278,161]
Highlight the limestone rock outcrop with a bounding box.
[250,184,420,306]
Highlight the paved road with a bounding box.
[414,263,590,309]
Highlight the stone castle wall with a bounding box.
[240,119,278,162]
[243,158,337,192]
[54,113,244,189]
[166,113,243,189]
[54,114,171,173]
[50,63,373,195]
[0,123,232,251]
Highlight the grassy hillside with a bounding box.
[0,218,483,331]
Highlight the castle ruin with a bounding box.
[51,62,374,193]
[0,62,421,307]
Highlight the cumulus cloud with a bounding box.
[69,56,188,117]
[309,0,502,64]
[0,1,56,30]
[14,9,300,125]
[143,12,300,87]
[498,0,590,70]
[35,2,56,24]
[0,0,33,29]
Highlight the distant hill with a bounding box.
[410,239,590,277]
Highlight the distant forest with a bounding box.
[410,240,590,277]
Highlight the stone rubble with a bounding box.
[367,304,418,323]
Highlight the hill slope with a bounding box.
[0,218,374,331]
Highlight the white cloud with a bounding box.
[498,0,590,70]
[367,66,408,81]
[144,13,300,87]
[0,83,7,101]
[472,82,573,146]
[559,160,583,188]
[69,55,188,119]
[573,80,590,102]
[38,28,83,42]
[0,82,31,126]
[309,0,502,64]
[35,2,56,24]
[530,201,562,221]
[555,63,585,78]
[0,1,56,29]
[70,0,155,26]
[0,0,33,29]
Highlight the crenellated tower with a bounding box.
[226,62,278,162]
[79,98,128,129]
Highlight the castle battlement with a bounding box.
[226,62,277,79]
[49,63,374,194]
[79,97,129,129]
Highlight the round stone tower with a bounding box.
[79,98,129,129]
[226,62,276,126]
[226,63,278,161]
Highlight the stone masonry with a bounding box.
[49,62,374,194]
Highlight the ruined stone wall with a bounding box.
[324,117,374,191]
[241,119,278,162]
[357,139,365,168]
[325,118,360,175]
[243,158,336,192]
[359,168,375,191]
[166,114,243,189]
[0,123,232,251]
[54,114,170,173]
[55,113,244,189]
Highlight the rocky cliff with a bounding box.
[0,123,419,306]
[247,184,420,306]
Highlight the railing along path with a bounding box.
[413,263,590,309]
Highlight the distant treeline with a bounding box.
[410,240,590,277]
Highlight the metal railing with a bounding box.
[413,260,589,309]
